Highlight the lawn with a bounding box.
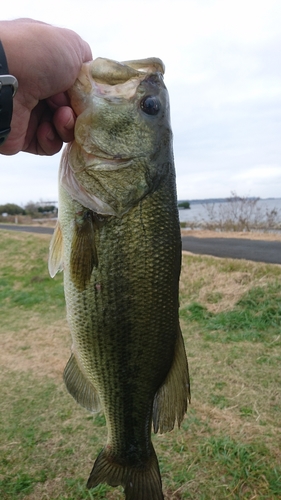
[0,230,280,499]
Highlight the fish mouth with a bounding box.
[90,57,165,84]
[68,57,165,115]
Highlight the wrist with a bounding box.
[0,40,18,146]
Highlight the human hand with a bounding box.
[0,18,92,156]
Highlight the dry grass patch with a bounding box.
[182,229,281,241]
[180,253,281,313]
[0,317,69,379]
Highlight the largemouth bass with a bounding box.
[49,57,190,500]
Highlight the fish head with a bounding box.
[63,57,174,216]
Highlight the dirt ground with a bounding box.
[181,229,281,241]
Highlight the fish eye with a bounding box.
[140,96,160,116]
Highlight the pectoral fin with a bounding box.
[70,210,98,291]
[153,326,190,434]
[48,221,64,277]
[64,353,101,413]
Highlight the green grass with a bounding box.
[0,231,64,324]
[0,230,281,499]
[180,281,281,343]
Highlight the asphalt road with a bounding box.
[181,235,281,265]
[0,224,54,235]
[1,223,281,264]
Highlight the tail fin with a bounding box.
[87,446,164,500]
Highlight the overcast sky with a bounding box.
[1,0,281,205]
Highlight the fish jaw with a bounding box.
[59,144,117,216]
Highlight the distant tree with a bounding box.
[24,201,40,216]
[0,203,25,215]
[203,191,280,231]
[178,201,190,209]
[38,205,56,213]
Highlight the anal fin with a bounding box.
[153,326,190,433]
[64,353,101,413]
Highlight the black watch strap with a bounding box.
[0,41,18,146]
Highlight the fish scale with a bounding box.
[49,57,190,500]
